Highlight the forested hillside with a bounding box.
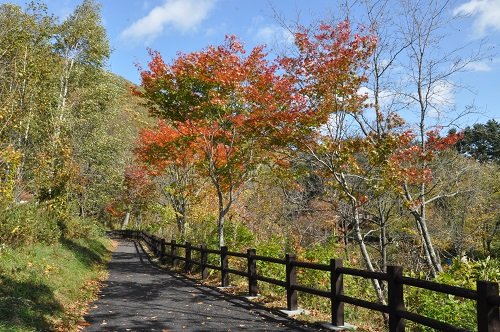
[0,1,148,330]
[0,0,498,331]
[0,1,147,243]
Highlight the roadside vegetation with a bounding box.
[0,233,111,331]
[0,1,141,330]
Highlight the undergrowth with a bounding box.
[136,220,500,332]
[0,236,112,331]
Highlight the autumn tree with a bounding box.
[279,21,408,305]
[137,122,205,240]
[53,0,109,142]
[0,1,137,244]
[135,37,304,247]
[68,73,140,218]
[0,2,56,204]
[317,0,488,277]
[425,149,499,258]
[36,0,110,203]
[382,0,486,276]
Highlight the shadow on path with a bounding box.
[84,239,322,332]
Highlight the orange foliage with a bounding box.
[280,20,377,124]
[388,130,463,187]
[134,35,310,191]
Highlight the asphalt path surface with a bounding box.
[84,239,323,332]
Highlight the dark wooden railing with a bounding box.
[116,230,500,332]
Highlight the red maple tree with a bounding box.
[135,36,305,246]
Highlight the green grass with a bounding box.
[0,237,112,331]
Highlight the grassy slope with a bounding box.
[0,237,113,331]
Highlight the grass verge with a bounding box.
[0,236,113,331]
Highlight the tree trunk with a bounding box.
[121,212,130,230]
[212,178,231,248]
[380,220,388,272]
[218,213,225,248]
[410,208,442,277]
[176,212,187,242]
[55,57,73,142]
[135,212,142,227]
[352,202,387,308]
[181,216,187,242]
[342,216,350,260]
[376,199,389,272]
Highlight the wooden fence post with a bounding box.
[286,253,297,311]
[221,246,229,287]
[200,244,208,280]
[247,249,258,296]
[154,237,159,256]
[160,239,166,263]
[185,242,192,273]
[477,280,500,332]
[330,258,344,326]
[387,265,405,332]
[171,240,177,267]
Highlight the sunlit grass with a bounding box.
[0,237,112,331]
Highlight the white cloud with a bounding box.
[454,0,500,37]
[358,86,395,108]
[121,0,216,41]
[248,17,294,47]
[424,82,456,118]
[465,60,493,71]
[429,81,455,106]
[205,27,217,37]
[254,26,294,45]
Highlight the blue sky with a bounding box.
[7,0,500,125]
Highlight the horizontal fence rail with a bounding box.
[114,230,500,332]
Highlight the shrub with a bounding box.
[0,203,61,247]
[58,216,105,239]
[406,257,500,331]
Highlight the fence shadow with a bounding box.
[133,239,317,331]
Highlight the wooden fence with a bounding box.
[117,230,500,332]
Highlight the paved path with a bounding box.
[84,240,322,332]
